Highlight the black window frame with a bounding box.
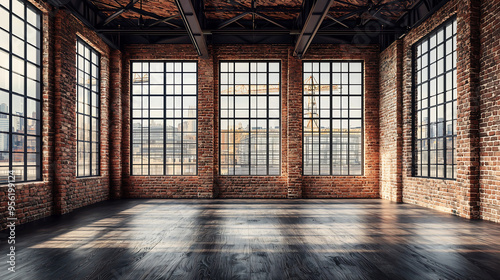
[218,60,282,176]
[0,0,43,183]
[302,61,364,176]
[76,38,101,178]
[412,16,457,180]
[130,60,199,176]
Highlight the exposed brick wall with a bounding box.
[379,40,403,202]
[121,44,215,198]
[398,0,481,218]
[120,44,380,198]
[0,1,114,229]
[300,45,380,198]
[287,48,303,199]
[479,0,500,223]
[53,10,111,213]
[110,50,123,199]
[0,0,54,230]
[213,45,289,198]
[2,0,499,230]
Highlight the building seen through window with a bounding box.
[303,62,363,176]
[219,61,281,175]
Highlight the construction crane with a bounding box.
[133,73,149,83]
[304,75,320,131]
[304,75,341,132]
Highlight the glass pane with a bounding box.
[76,40,100,177]
[131,61,198,175]
[303,62,363,175]
[414,19,456,179]
[220,62,280,175]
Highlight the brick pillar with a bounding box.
[197,53,215,198]
[455,0,481,219]
[53,10,76,214]
[110,50,123,199]
[287,48,303,198]
[380,40,404,203]
[121,54,131,197]
[395,40,404,202]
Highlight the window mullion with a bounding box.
[8,0,13,176]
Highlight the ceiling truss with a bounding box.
[45,0,452,57]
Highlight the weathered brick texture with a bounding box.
[479,0,500,223]
[110,49,123,199]
[300,45,380,198]
[0,1,113,230]
[53,10,111,214]
[120,44,380,199]
[381,0,488,220]
[379,40,403,202]
[1,0,499,231]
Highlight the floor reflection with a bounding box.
[1,199,499,280]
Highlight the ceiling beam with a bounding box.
[174,0,209,58]
[294,0,333,59]
[129,7,164,19]
[217,12,251,29]
[254,12,287,29]
[325,14,349,28]
[96,28,402,36]
[101,0,139,26]
[149,14,181,28]
[48,0,120,49]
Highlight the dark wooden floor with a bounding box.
[1,199,500,280]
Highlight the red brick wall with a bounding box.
[213,45,289,198]
[120,44,380,198]
[300,45,380,198]
[0,0,53,230]
[2,0,498,230]
[479,0,500,223]
[0,1,114,229]
[121,44,215,198]
[53,10,111,213]
[380,0,482,219]
[110,50,123,199]
[379,40,403,202]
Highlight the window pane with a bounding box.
[220,61,281,175]
[131,61,198,175]
[76,39,100,177]
[0,2,41,183]
[303,61,364,176]
[413,19,456,179]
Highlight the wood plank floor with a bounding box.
[1,199,500,280]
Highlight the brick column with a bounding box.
[53,10,76,214]
[197,53,215,198]
[379,39,404,203]
[110,50,123,199]
[287,48,303,198]
[455,0,481,219]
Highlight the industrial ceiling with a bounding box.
[46,0,450,58]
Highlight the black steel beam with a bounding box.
[325,14,349,28]
[49,0,120,49]
[101,0,139,26]
[174,0,209,58]
[218,12,251,29]
[294,0,333,59]
[396,0,450,33]
[149,14,181,28]
[254,12,287,29]
[96,28,402,36]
